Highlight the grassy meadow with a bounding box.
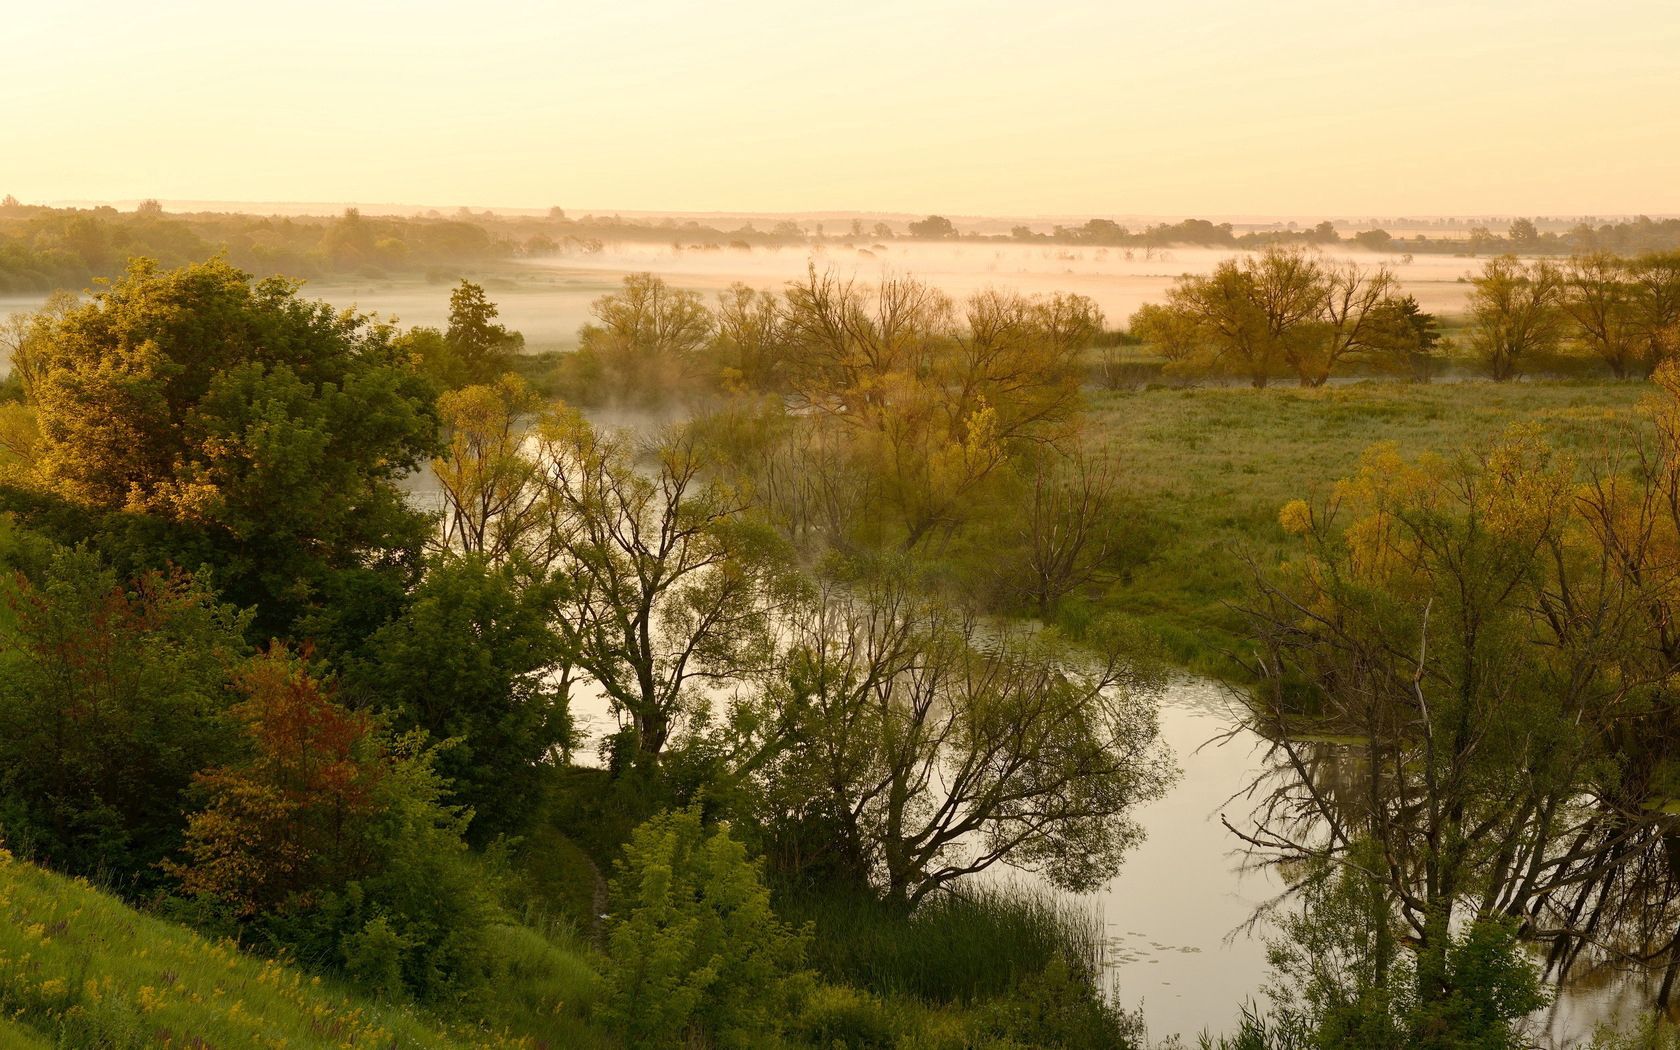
[1083,378,1651,673]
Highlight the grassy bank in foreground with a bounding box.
[0,852,515,1050]
[1088,379,1650,675]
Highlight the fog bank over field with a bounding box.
[0,238,1497,371]
[522,240,1479,336]
[263,240,1479,356]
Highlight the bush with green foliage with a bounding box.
[602,806,808,1047]
[972,955,1143,1049]
[1262,859,1546,1050]
[168,649,504,1005]
[352,554,570,842]
[0,532,245,886]
[793,984,902,1049]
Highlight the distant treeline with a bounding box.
[973,214,1680,256]
[0,198,844,293]
[8,193,1680,297]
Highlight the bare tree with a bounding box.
[1016,445,1121,618]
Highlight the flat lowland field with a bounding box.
[1089,379,1652,672]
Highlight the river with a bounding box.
[555,654,1654,1045]
[401,427,1659,1046]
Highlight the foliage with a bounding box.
[0,851,516,1048]
[351,553,571,842]
[167,649,387,917]
[757,566,1174,905]
[168,649,502,1004]
[1240,404,1680,1028]
[908,215,958,240]
[1263,858,1544,1050]
[793,984,903,1049]
[535,411,790,768]
[1139,247,1405,388]
[601,807,808,1048]
[10,257,436,650]
[444,280,524,386]
[431,374,546,562]
[0,539,245,886]
[970,954,1143,1050]
[1467,254,1564,380]
[1591,1018,1680,1050]
[576,272,713,400]
[775,269,1095,548]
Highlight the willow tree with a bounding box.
[431,374,545,563]
[1240,422,1676,1016]
[757,568,1174,906]
[1467,255,1564,380]
[532,410,789,767]
[778,267,1095,549]
[579,272,714,398]
[1560,252,1646,378]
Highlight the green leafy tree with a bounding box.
[15,258,436,650]
[1367,294,1441,380]
[0,537,245,885]
[602,807,807,1048]
[445,280,524,385]
[351,555,571,842]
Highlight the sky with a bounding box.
[5,0,1679,218]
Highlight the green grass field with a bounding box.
[1085,378,1650,673]
[0,852,524,1049]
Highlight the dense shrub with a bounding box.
[168,650,503,1005]
[0,537,244,886]
[794,985,901,1049]
[601,807,808,1048]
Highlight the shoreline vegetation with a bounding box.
[0,238,1677,1049]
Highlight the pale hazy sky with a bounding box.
[6,0,1678,217]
